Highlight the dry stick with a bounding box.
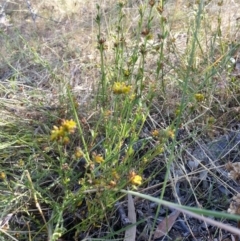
[26,221,32,241]
[25,170,48,237]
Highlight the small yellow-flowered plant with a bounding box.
[123,69,130,77]
[0,172,6,180]
[62,136,70,145]
[74,147,83,158]
[104,110,112,118]
[165,127,175,139]
[50,119,76,142]
[109,180,117,187]
[18,159,25,167]
[50,126,64,141]
[207,116,215,125]
[93,153,104,164]
[131,175,142,185]
[130,94,136,100]
[175,108,180,116]
[112,170,120,180]
[129,171,142,186]
[151,129,159,138]
[195,93,204,102]
[61,119,77,133]
[112,82,131,94]
[156,145,165,154]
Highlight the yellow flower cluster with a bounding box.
[92,153,104,164]
[151,129,159,138]
[94,154,104,164]
[128,171,142,186]
[195,93,204,102]
[108,170,121,188]
[0,172,6,180]
[74,147,83,158]
[154,127,175,141]
[165,127,175,139]
[50,119,77,144]
[112,82,131,94]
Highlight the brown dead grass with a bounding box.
[0,0,239,126]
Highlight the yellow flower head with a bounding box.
[61,119,77,133]
[62,136,70,145]
[195,93,204,102]
[165,127,175,139]
[109,180,117,188]
[112,82,131,94]
[130,175,142,185]
[93,153,104,164]
[112,170,120,180]
[151,129,159,138]
[175,109,181,116]
[74,147,83,158]
[104,110,112,118]
[50,119,77,142]
[130,94,136,100]
[207,116,215,125]
[18,159,25,167]
[50,126,65,141]
[129,171,142,186]
[0,172,6,180]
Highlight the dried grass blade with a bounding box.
[153,210,180,239]
[124,193,136,241]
